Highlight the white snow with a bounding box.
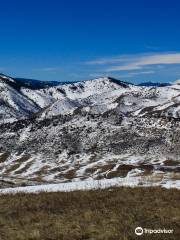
[0,176,180,195]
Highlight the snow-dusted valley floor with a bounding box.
[0,73,180,192]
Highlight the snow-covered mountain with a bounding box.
[0,74,40,123]
[1,73,180,122]
[0,73,180,189]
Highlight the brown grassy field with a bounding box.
[0,187,179,240]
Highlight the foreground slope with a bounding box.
[0,187,179,240]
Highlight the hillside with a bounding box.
[0,74,180,189]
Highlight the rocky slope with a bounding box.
[0,74,180,188]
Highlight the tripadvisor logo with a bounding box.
[135,227,143,236]
[135,227,173,236]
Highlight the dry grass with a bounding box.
[0,187,179,240]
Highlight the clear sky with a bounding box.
[0,0,180,83]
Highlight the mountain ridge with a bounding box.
[1,73,180,122]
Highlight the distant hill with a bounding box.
[138,81,170,87]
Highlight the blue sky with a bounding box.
[0,0,180,83]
